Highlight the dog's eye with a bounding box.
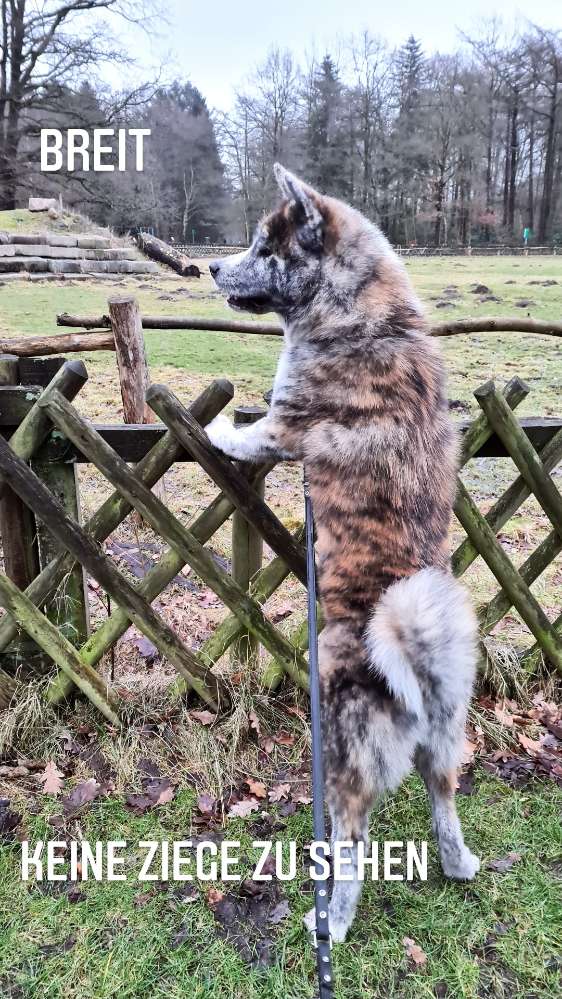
[258,246,273,258]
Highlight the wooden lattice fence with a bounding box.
[0,358,560,726]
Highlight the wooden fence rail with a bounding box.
[0,361,560,726]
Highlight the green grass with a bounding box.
[1,255,561,415]
[1,772,561,998]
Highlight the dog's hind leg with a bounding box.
[304,785,372,944]
[416,747,479,880]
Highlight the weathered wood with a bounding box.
[33,460,89,647]
[0,386,42,426]
[453,427,562,576]
[474,382,562,539]
[0,360,88,500]
[479,530,562,635]
[0,574,121,726]
[56,312,562,339]
[0,380,234,663]
[172,523,308,699]
[0,329,114,357]
[432,316,562,338]
[7,417,556,464]
[231,406,266,668]
[109,297,154,426]
[0,433,228,712]
[48,464,273,705]
[18,356,66,388]
[458,377,529,466]
[57,311,111,329]
[0,355,19,385]
[137,233,201,277]
[42,391,309,693]
[454,479,562,673]
[146,384,308,586]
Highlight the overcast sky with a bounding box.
[121,0,560,109]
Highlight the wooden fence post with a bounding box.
[108,296,154,425]
[0,354,42,675]
[108,295,159,518]
[231,406,266,669]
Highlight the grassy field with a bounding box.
[1,250,561,998]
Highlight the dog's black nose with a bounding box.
[209,260,220,279]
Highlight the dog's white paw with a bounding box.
[443,848,480,881]
[303,906,349,944]
[205,414,232,452]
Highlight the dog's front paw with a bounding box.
[442,847,480,881]
[205,414,233,452]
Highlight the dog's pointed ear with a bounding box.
[273,163,324,250]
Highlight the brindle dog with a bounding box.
[207,164,479,943]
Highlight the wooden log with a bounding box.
[137,232,201,277]
[0,574,121,727]
[0,380,234,664]
[108,297,154,425]
[432,316,562,338]
[146,384,308,586]
[0,329,114,357]
[42,391,309,693]
[56,312,562,339]
[454,479,562,674]
[0,431,228,713]
[231,406,266,668]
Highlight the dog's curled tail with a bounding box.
[365,568,477,718]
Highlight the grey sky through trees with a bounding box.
[116,0,561,109]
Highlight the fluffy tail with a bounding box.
[365,568,477,718]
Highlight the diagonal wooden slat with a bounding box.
[42,391,309,692]
[454,478,562,673]
[479,529,562,634]
[46,462,274,706]
[0,379,234,664]
[146,384,308,586]
[474,382,562,538]
[0,434,228,712]
[0,574,120,726]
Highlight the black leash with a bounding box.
[304,471,335,998]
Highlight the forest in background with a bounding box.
[1,2,561,247]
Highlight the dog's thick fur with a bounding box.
[208,164,479,942]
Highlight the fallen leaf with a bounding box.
[269,783,291,803]
[207,887,225,907]
[190,710,216,726]
[494,702,515,727]
[462,739,478,765]
[274,732,295,747]
[131,634,158,661]
[270,603,294,623]
[197,792,217,816]
[248,710,261,737]
[487,851,522,873]
[228,798,260,818]
[518,733,543,756]
[62,778,102,817]
[247,779,267,799]
[39,761,64,796]
[403,936,427,965]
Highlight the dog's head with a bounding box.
[210,164,394,323]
